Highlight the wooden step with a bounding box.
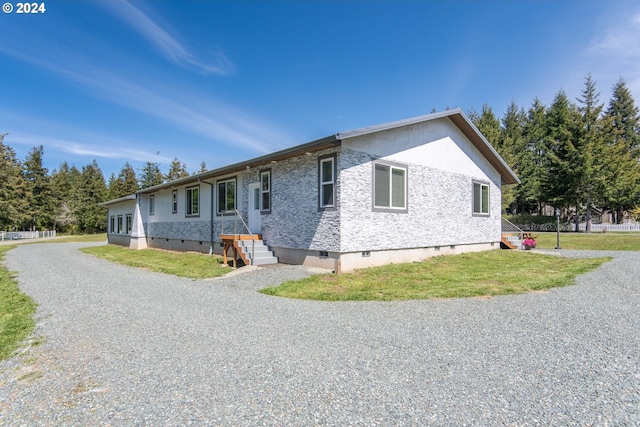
[501,233,520,250]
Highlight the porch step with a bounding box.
[501,233,522,250]
[238,239,279,265]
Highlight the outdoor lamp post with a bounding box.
[555,209,561,250]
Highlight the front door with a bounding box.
[248,183,261,234]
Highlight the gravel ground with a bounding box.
[1,243,639,426]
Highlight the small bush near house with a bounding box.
[0,246,37,360]
[260,250,610,301]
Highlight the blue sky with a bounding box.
[2,0,640,179]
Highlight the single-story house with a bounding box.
[102,108,519,272]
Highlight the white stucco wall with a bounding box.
[339,117,502,253]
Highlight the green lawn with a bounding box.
[53,233,107,243]
[260,250,610,301]
[0,245,36,360]
[81,245,228,279]
[534,232,640,250]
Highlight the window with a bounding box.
[186,186,200,216]
[319,155,336,209]
[260,170,271,212]
[473,181,490,215]
[117,215,123,234]
[373,162,407,211]
[217,178,236,214]
[109,216,115,234]
[172,190,178,214]
[149,195,155,215]
[125,214,132,234]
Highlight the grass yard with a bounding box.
[534,232,640,251]
[260,250,610,301]
[0,245,36,360]
[53,233,107,243]
[81,245,228,279]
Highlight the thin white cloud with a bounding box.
[103,0,234,75]
[0,42,294,154]
[6,127,171,165]
[585,9,640,96]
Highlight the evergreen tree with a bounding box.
[199,161,207,174]
[473,104,502,148]
[165,157,189,182]
[543,90,581,217]
[51,162,82,233]
[22,145,56,230]
[498,101,526,213]
[574,74,607,232]
[109,162,139,199]
[139,161,163,189]
[520,98,548,214]
[76,160,107,233]
[606,78,640,158]
[0,134,30,230]
[603,79,640,222]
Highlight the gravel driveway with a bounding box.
[1,243,639,426]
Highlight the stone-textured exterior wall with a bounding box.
[339,146,501,252]
[258,147,340,252]
[147,221,212,242]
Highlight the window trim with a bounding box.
[125,214,132,235]
[318,154,337,210]
[109,216,115,234]
[260,169,271,213]
[117,215,123,234]
[372,160,408,213]
[217,177,237,215]
[149,194,155,215]
[472,180,490,216]
[172,190,178,214]
[186,185,200,217]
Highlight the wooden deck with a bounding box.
[220,234,260,267]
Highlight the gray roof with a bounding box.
[129,108,518,197]
[100,194,136,207]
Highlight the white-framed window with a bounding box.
[117,215,123,234]
[172,190,178,214]
[186,186,199,217]
[260,170,271,213]
[149,195,155,215]
[473,181,490,215]
[217,178,236,214]
[109,216,115,234]
[319,155,336,209]
[373,161,407,212]
[125,214,132,234]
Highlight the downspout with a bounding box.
[199,178,215,255]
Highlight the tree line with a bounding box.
[470,75,640,231]
[2,74,639,233]
[0,136,205,233]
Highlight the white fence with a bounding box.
[577,223,640,232]
[0,230,57,241]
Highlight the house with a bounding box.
[102,109,519,272]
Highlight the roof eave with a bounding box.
[136,135,341,194]
[336,108,519,185]
[100,194,137,207]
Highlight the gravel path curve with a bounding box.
[1,243,639,426]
